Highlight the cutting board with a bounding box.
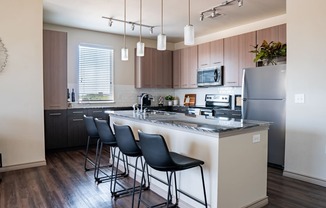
[184,94,196,106]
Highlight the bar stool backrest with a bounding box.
[138,131,177,171]
[94,119,116,145]
[84,115,99,138]
[113,123,142,157]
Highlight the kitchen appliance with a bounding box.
[242,64,286,168]
[187,94,231,116]
[197,66,223,87]
[137,93,151,107]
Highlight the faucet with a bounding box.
[140,93,153,113]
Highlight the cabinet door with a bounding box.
[257,25,279,45]
[43,30,67,109]
[173,50,181,88]
[180,48,189,88]
[44,110,68,150]
[239,31,256,85]
[152,49,163,88]
[67,109,88,147]
[278,24,287,44]
[188,46,198,88]
[210,39,224,66]
[162,50,173,88]
[135,48,153,88]
[198,42,210,68]
[223,35,239,86]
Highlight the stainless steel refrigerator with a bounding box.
[242,64,286,168]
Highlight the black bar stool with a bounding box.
[83,115,100,171]
[113,123,149,208]
[137,131,208,208]
[94,119,128,193]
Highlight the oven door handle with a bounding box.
[214,69,218,81]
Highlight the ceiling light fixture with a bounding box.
[199,0,244,21]
[157,0,166,51]
[108,18,113,27]
[184,0,194,45]
[131,23,135,31]
[136,0,145,56]
[121,0,128,61]
[149,27,154,34]
[102,17,155,34]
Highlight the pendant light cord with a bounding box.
[161,0,163,34]
[188,0,191,25]
[124,0,126,48]
[140,0,142,42]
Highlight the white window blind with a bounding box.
[78,44,114,102]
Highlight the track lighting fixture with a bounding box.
[136,0,145,56]
[102,16,155,34]
[157,0,166,50]
[184,0,194,45]
[121,0,128,61]
[199,0,244,21]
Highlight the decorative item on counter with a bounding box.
[158,96,164,106]
[184,94,196,106]
[67,88,70,102]
[165,95,174,106]
[173,97,179,106]
[250,40,287,66]
[71,88,75,102]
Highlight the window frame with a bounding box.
[77,43,115,104]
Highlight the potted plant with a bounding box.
[250,40,287,66]
[165,95,174,106]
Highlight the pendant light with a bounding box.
[121,0,128,61]
[136,0,145,56]
[184,0,195,45]
[157,0,166,50]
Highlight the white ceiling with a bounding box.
[43,0,286,43]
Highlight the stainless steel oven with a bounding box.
[197,66,223,87]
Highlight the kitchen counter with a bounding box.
[106,110,268,136]
[107,110,269,208]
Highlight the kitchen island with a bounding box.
[107,110,269,208]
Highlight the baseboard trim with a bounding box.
[243,197,269,208]
[0,161,47,172]
[283,170,326,187]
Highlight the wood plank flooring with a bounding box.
[1,147,326,208]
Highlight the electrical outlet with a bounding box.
[295,94,305,104]
[253,134,261,143]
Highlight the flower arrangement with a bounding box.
[250,40,287,66]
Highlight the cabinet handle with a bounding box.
[92,110,103,113]
[72,111,84,114]
[201,64,208,66]
[73,119,83,122]
[49,113,61,116]
[213,62,221,64]
[227,82,237,84]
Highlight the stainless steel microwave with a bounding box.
[197,66,223,87]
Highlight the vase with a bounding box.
[173,100,178,106]
[167,101,172,106]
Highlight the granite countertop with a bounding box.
[106,110,269,134]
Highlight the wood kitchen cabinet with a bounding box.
[198,42,210,68]
[257,24,287,45]
[43,30,67,110]
[210,39,224,66]
[223,35,239,86]
[173,49,181,88]
[198,39,224,68]
[224,31,256,86]
[180,46,198,88]
[44,110,68,150]
[239,31,256,84]
[135,47,172,88]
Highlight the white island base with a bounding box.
[110,115,269,208]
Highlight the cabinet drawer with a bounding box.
[67,109,87,119]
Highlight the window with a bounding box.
[78,44,114,102]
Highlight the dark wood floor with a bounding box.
[1,147,326,208]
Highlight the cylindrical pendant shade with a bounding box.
[121,47,129,61]
[184,24,195,45]
[157,34,166,51]
[136,41,145,57]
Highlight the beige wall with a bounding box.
[0,0,45,169]
[284,0,326,184]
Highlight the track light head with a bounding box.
[238,0,243,7]
[108,18,113,27]
[149,27,154,34]
[131,23,135,31]
[200,13,204,21]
